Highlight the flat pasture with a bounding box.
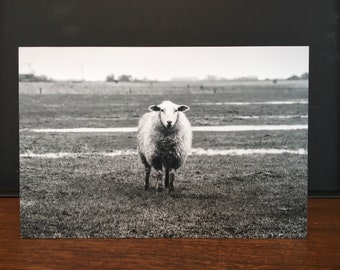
[19,80,308,238]
[19,81,308,129]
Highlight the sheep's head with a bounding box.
[148,100,190,128]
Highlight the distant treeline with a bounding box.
[105,74,156,83]
[286,73,309,80]
[19,72,309,82]
[19,74,54,82]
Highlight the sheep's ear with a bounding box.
[178,105,190,112]
[148,105,160,112]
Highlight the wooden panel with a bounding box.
[0,198,339,269]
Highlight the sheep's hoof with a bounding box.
[145,185,149,191]
[157,187,163,193]
[169,187,174,193]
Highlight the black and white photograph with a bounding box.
[19,46,308,238]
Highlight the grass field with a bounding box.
[19,80,308,238]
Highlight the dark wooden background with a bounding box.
[1,198,339,269]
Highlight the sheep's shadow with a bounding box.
[100,171,229,205]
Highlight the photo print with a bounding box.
[19,47,308,238]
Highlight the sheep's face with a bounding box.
[148,100,190,128]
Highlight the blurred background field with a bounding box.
[19,79,307,95]
[19,80,308,129]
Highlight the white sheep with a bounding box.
[137,100,192,192]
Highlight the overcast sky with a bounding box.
[19,47,309,81]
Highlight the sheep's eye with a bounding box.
[160,109,164,112]
[175,109,178,112]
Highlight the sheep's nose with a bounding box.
[167,121,172,126]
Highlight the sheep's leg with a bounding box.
[144,164,151,190]
[165,167,170,188]
[169,169,176,192]
[156,170,163,193]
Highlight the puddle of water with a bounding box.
[191,148,307,155]
[25,124,307,133]
[20,151,138,158]
[27,127,138,133]
[233,115,308,119]
[192,125,307,132]
[20,152,82,158]
[195,100,308,106]
[20,148,307,159]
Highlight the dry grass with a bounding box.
[20,154,307,238]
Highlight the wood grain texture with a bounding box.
[0,198,339,269]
